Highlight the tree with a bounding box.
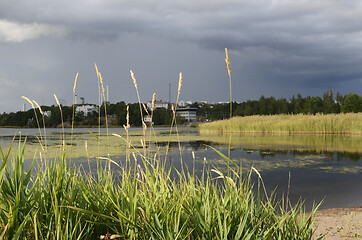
[115,101,127,126]
[342,93,362,113]
[152,108,172,125]
[304,96,322,114]
[292,94,304,114]
[322,88,338,114]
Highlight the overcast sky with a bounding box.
[1,0,362,112]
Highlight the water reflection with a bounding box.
[0,127,361,210]
[152,140,361,162]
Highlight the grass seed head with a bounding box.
[73,73,79,93]
[130,70,138,90]
[54,94,61,107]
[151,93,156,112]
[94,63,99,76]
[178,72,183,96]
[225,48,231,78]
[126,105,130,129]
[94,63,105,99]
[22,96,35,109]
[33,100,43,115]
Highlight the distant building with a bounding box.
[75,104,98,116]
[178,101,193,108]
[178,101,186,107]
[146,100,169,110]
[176,107,197,122]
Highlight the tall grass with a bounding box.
[199,113,362,135]
[0,137,321,239]
[0,59,321,239]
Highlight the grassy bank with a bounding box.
[199,113,362,135]
[0,138,320,239]
[0,54,322,239]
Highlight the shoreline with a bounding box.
[312,206,362,239]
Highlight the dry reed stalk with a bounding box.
[192,151,195,175]
[286,171,291,212]
[225,48,233,158]
[54,94,65,151]
[54,94,60,108]
[130,70,146,156]
[73,73,79,94]
[130,70,138,90]
[95,63,101,152]
[142,103,149,116]
[33,100,43,115]
[225,48,232,119]
[164,73,183,164]
[126,105,130,129]
[124,105,130,159]
[252,167,269,202]
[22,96,35,109]
[177,72,183,98]
[22,96,44,150]
[33,100,47,154]
[149,93,156,130]
[149,93,160,149]
[95,64,110,169]
[151,93,156,113]
[225,48,231,79]
[71,73,79,157]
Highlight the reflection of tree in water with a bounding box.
[153,140,214,151]
[253,148,361,162]
[337,152,361,162]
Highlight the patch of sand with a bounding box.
[313,207,362,240]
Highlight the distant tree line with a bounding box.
[0,90,360,127]
[196,90,362,121]
[0,102,175,128]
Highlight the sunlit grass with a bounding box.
[0,136,322,239]
[199,113,362,135]
[0,53,323,239]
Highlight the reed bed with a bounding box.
[0,137,321,239]
[199,113,362,135]
[0,56,321,239]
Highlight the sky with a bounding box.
[1,0,362,113]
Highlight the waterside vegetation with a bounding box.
[199,113,362,135]
[0,50,323,239]
[0,137,321,239]
[1,90,361,128]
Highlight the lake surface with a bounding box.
[0,127,361,211]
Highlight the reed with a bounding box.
[199,113,362,135]
[0,60,321,239]
[0,136,321,239]
[71,72,79,156]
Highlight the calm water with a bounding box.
[0,127,361,211]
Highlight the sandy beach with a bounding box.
[313,207,362,239]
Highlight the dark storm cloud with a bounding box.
[1,0,362,111]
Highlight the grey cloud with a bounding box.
[0,19,67,42]
[1,0,362,112]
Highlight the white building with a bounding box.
[146,100,169,110]
[178,101,192,107]
[75,104,98,116]
[176,107,197,122]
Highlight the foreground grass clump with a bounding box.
[0,139,320,239]
[0,54,321,239]
[199,113,362,135]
